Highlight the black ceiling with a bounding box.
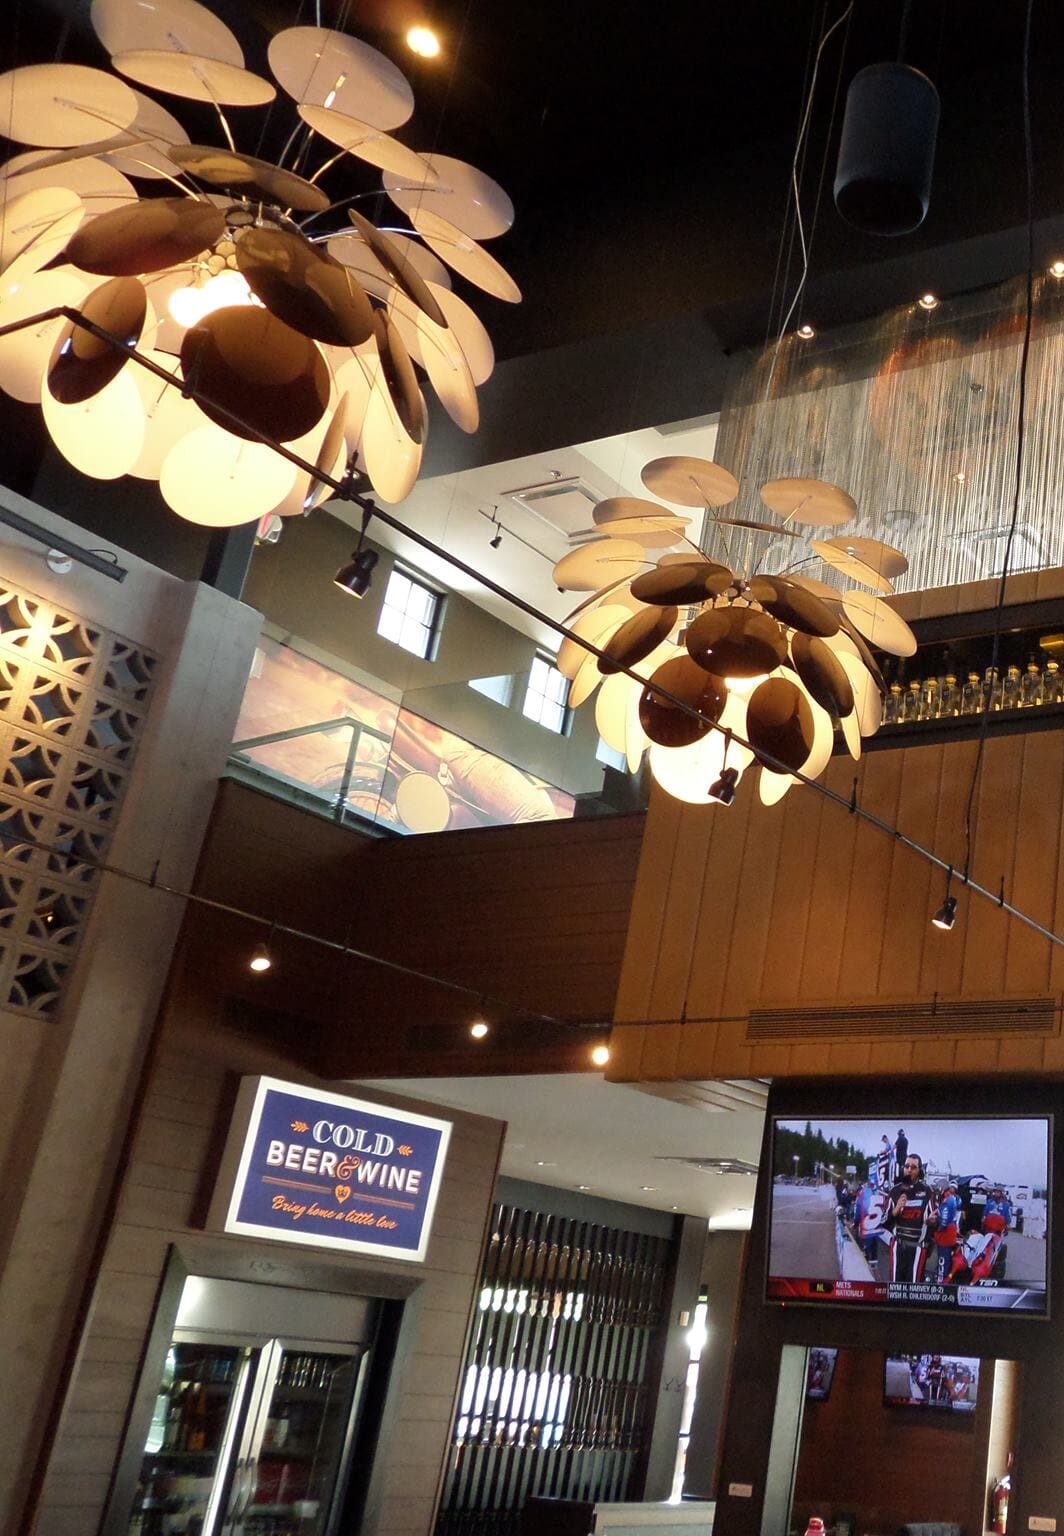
[5,0,1064,568]
[12,0,1064,362]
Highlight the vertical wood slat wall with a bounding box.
[35,1038,504,1536]
[435,1202,670,1536]
[611,728,1064,1083]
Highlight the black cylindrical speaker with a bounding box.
[834,62,941,236]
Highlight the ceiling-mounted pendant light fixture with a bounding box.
[834,60,941,235]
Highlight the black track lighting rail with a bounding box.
[6,305,1064,956]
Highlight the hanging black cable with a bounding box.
[960,0,1036,889]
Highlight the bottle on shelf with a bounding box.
[1002,665,1022,709]
[184,1385,209,1454]
[983,665,1002,711]
[921,675,940,719]
[940,672,959,717]
[1022,658,1043,707]
[884,681,902,724]
[1044,658,1062,705]
[961,671,983,714]
[902,680,922,723]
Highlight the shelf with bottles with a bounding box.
[869,622,1064,745]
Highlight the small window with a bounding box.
[522,655,571,734]
[596,736,626,772]
[376,568,443,660]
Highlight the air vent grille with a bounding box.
[746,997,1057,1041]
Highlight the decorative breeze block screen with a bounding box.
[0,586,157,1018]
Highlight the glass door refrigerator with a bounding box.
[127,1311,372,1536]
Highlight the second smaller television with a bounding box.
[884,1354,980,1412]
[806,1347,838,1400]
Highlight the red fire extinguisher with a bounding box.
[990,1453,1013,1535]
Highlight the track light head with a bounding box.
[333,547,378,598]
[708,765,740,806]
[249,941,273,973]
[932,893,957,931]
[489,530,502,550]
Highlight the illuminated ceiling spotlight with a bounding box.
[407,25,441,57]
[796,322,816,340]
[590,1042,610,1067]
[249,939,273,973]
[918,292,939,310]
[469,1018,490,1040]
[931,869,957,931]
[1050,260,1064,278]
[333,547,378,598]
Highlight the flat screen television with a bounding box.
[765,1115,1050,1315]
[884,1354,980,1412]
[806,1347,838,1400]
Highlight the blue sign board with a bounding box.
[216,1077,452,1262]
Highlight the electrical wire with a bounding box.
[960,0,1036,887]
[4,303,1063,954]
[765,0,854,399]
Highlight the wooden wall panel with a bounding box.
[611,728,1064,1083]
[180,782,645,1077]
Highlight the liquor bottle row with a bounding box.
[277,1351,336,1391]
[882,659,1064,725]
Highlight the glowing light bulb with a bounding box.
[1050,260,1064,278]
[918,292,939,310]
[590,1044,610,1067]
[168,269,254,328]
[470,1019,489,1040]
[407,25,440,57]
[796,322,815,340]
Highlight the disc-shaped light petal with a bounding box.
[160,423,298,525]
[0,186,84,286]
[130,349,209,479]
[649,733,727,806]
[103,91,189,179]
[67,197,225,277]
[557,605,631,680]
[91,0,244,65]
[409,208,521,302]
[641,455,739,509]
[384,153,514,240]
[814,533,907,587]
[43,363,144,478]
[639,654,726,748]
[268,27,414,130]
[598,606,678,675]
[599,515,688,547]
[759,767,795,806]
[745,676,815,774]
[836,650,883,737]
[685,607,787,678]
[48,275,148,403]
[553,538,645,593]
[748,573,839,637]
[760,476,856,527]
[329,228,452,292]
[0,266,91,403]
[840,706,862,761]
[359,369,422,504]
[841,590,917,657]
[0,64,138,147]
[180,305,330,443]
[424,282,493,381]
[348,211,446,327]
[789,630,854,717]
[112,51,275,107]
[596,671,635,754]
[167,144,329,213]
[630,558,732,605]
[370,309,425,444]
[2,148,136,215]
[235,226,374,346]
[297,104,436,183]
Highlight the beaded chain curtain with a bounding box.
[711,273,1064,594]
